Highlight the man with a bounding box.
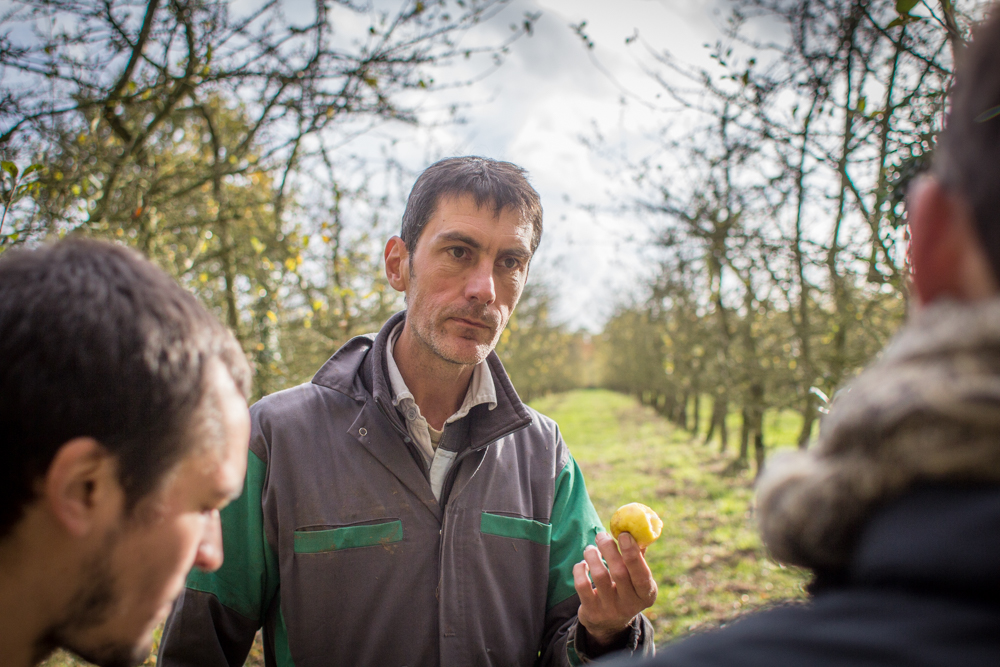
[159,157,657,666]
[0,239,252,667]
[604,9,1000,667]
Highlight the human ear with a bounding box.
[384,236,410,293]
[907,175,997,305]
[43,438,123,538]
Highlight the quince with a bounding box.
[610,503,663,548]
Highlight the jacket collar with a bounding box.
[311,311,532,449]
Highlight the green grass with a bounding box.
[42,389,809,665]
[531,389,809,641]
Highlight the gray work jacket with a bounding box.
[159,311,653,666]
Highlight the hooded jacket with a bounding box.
[159,311,653,666]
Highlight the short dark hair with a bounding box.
[0,238,251,538]
[934,10,1000,276]
[400,156,543,255]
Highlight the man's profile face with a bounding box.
[53,361,250,667]
[403,193,533,366]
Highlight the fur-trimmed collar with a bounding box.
[758,298,1000,570]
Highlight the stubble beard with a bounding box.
[406,271,504,366]
[411,310,497,366]
[411,299,506,367]
[38,529,153,667]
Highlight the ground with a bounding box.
[41,388,809,665]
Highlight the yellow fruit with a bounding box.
[610,503,663,548]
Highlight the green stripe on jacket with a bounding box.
[186,450,278,621]
[185,450,294,665]
[481,512,552,545]
[548,454,604,608]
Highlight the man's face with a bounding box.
[403,194,533,366]
[54,362,250,667]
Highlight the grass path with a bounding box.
[531,389,808,641]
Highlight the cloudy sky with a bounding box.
[349,0,732,330]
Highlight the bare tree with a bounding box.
[594,0,985,464]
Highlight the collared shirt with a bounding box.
[385,321,497,500]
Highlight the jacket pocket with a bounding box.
[480,511,551,546]
[294,519,403,554]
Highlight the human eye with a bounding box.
[448,246,469,260]
[500,256,522,271]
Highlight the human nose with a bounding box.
[465,258,496,305]
[193,509,224,573]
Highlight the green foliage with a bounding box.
[495,283,589,401]
[22,97,306,397]
[600,306,670,398]
[0,160,42,248]
[889,0,925,28]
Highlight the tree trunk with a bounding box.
[703,397,717,445]
[750,382,766,476]
[678,392,689,430]
[738,406,750,464]
[754,430,766,480]
[660,392,674,419]
[797,393,816,449]
[717,397,729,454]
[692,392,701,434]
[704,394,728,448]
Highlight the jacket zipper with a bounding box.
[440,419,532,510]
[437,419,532,658]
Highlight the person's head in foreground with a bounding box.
[0,239,251,667]
[603,7,1000,667]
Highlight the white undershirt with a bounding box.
[385,321,497,500]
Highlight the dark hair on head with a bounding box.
[0,238,251,538]
[934,9,1000,276]
[400,156,543,255]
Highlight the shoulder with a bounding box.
[521,405,560,440]
[647,588,1000,667]
[507,405,572,476]
[250,381,351,424]
[248,381,362,459]
[648,601,819,666]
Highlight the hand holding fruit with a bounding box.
[573,504,661,649]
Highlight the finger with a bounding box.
[573,560,598,601]
[596,532,633,596]
[583,544,615,597]
[618,532,657,605]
